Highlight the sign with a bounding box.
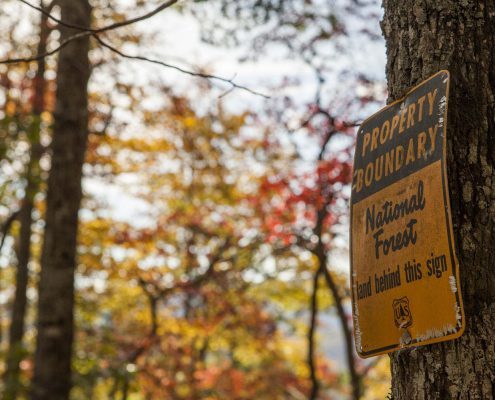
[350,70,464,358]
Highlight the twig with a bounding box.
[92,0,180,34]
[0,0,180,64]
[4,0,269,99]
[344,121,362,128]
[0,30,89,64]
[94,36,270,98]
[18,0,179,34]
[91,103,114,136]
[362,356,381,376]
[0,210,20,253]
[139,237,233,299]
[218,86,235,99]
[317,129,337,162]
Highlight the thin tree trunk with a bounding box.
[382,1,495,398]
[308,269,320,400]
[0,211,20,347]
[3,3,49,398]
[321,265,360,400]
[121,379,129,400]
[312,202,361,400]
[31,0,91,399]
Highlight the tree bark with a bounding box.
[3,4,49,398]
[31,0,91,399]
[381,1,495,398]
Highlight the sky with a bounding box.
[0,0,389,369]
[84,0,387,228]
[82,1,389,368]
[0,0,388,289]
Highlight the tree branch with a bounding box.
[139,238,233,300]
[94,36,270,98]
[317,128,337,162]
[0,0,180,64]
[0,30,88,64]
[18,0,179,34]
[92,0,180,34]
[0,210,20,253]
[2,1,269,98]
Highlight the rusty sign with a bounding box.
[350,70,464,358]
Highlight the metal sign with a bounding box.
[350,70,464,358]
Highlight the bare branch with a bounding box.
[4,1,269,99]
[317,129,337,162]
[90,103,114,136]
[139,237,234,300]
[0,0,180,64]
[94,36,270,99]
[362,356,381,377]
[18,0,179,34]
[0,210,20,253]
[0,30,88,64]
[93,0,180,34]
[218,86,235,99]
[344,121,361,128]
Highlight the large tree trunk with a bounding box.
[381,1,495,398]
[31,1,91,399]
[3,4,49,398]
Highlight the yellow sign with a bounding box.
[350,70,464,358]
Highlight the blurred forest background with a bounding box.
[0,0,390,399]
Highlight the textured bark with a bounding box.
[381,1,495,399]
[31,1,91,399]
[3,5,49,398]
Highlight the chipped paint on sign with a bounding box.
[449,275,458,293]
[350,71,465,358]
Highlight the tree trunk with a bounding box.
[31,0,91,399]
[3,4,49,398]
[308,268,320,400]
[321,265,361,400]
[381,1,495,398]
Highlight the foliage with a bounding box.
[0,0,391,399]
[73,96,326,398]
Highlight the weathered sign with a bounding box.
[350,70,464,358]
